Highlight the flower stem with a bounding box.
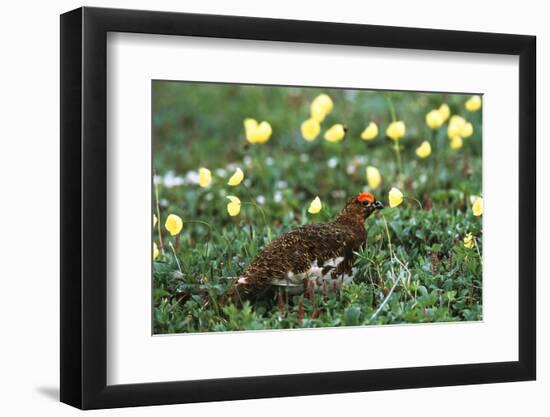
[385,94,397,122]
[385,94,402,180]
[168,241,182,273]
[393,141,403,180]
[242,202,269,238]
[185,219,233,248]
[473,236,483,265]
[185,219,215,239]
[430,129,439,192]
[242,183,271,241]
[154,177,165,256]
[405,196,423,210]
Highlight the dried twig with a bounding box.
[308,281,315,305]
[368,216,411,323]
[277,290,286,316]
[311,307,321,319]
[297,297,304,323]
[432,253,439,275]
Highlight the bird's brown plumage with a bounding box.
[233,193,384,298]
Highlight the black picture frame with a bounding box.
[60,6,536,410]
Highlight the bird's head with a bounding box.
[336,192,384,225]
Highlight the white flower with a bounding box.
[276,180,288,189]
[163,171,184,188]
[184,170,200,185]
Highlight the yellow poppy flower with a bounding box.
[472,197,483,216]
[308,196,322,214]
[243,118,257,141]
[426,109,444,129]
[448,115,473,144]
[165,214,183,236]
[301,118,321,141]
[388,187,403,208]
[310,94,333,122]
[198,167,212,188]
[311,104,327,123]
[153,213,157,227]
[416,141,432,158]
[461,122,474,138]
[313,94,334,114]
[361,122,378,141]
[463,233,475,249]
[386,121,406,141]
[366,166,381,189]
[243,118,257,134]
[226,196,241,216]
[228,167,244,186]
[438,103,451,122]
[465,95,482,112]
[450,136,463,150]
[324,124,346,143]
[256,121,273,143]
[153,242,159,260]
[447,115,466,139]
[243,118,272,144]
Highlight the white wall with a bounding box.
[0,0,545,415]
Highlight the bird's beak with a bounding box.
[374,200,384,210]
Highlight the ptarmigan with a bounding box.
[232,192,384,298]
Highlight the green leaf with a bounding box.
[343,305,361,326]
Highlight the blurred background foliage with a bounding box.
[152,81,482,334]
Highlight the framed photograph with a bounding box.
[60,6,536,410]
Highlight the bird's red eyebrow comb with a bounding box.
[357,192,375,203]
